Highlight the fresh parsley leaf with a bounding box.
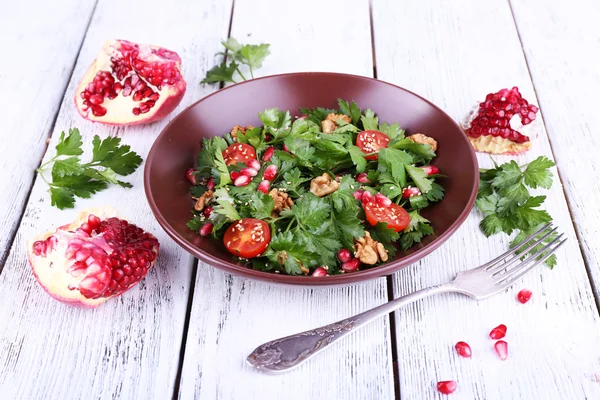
[475,195,499,216]
[347,145,367,173]
[379,148,412,187]
[187,214,205,231]
[267,231,319,274]
[213,199,241,220]
[51,157,84,178]
[406,164,433,193]
[260,108,292,132]
[214,150,232,187]
[495,183,529,217]
[390,138,436,162]
[492,160,523,189]
[238,43,270,76]
[480,213,504,237]
[409,195,428,209]
[360,109,379,130]
[330,207,364,249]
[379,122,405,140]
[55,128,83,156]
[425,182,445,203]
[370,222,400,258]
[248,192,274,220]
[278,168,309,197]
[290,193,331,231]
[49,187,75,210]
[330,175,359,212]
[299,106,337,126]
[201,61,239,84]
[337,99,362,125]
[523,156,555,189]
[202,38,271,84]
[399,211,434,250]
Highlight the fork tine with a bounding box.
[481,222,553,270]
[488,227,559,274]
[493,237,567,287]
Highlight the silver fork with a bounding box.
[247,223,566,373]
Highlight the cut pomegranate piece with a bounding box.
[421,165,440,176]
[186,168,197,185]
[402,186,421,199]
[27,207,159,308]
[341,258,360,272]
[206,177,215,190]
[489,324,507,340]
[263,146,275,162]
[460,86,538,154]
[356,173,370,183]
[494,340,508,360]
[312,267,328,277]
[75,40,186,125]
[375,193,392,207]
[234,175,252,187]
[353,190,364,201]
[455,341,472,358]
[199,222,213,237]
[517,288,533,304]
[437,380,457,395]
[361,190,374,204]
[257,180,270,194]
[337,248,352,263]
[263,165,278,181]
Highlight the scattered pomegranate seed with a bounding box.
[517,288,533,304]
[489,324,507,340]
[437,380,457,395]
[421,165,440,176]
[283,144,290,152]
[248,159,261,171]
[353,190,364,201]
[263,146,275,161]
[240,167,259,177]
[341,258,360,272]
[199,222,213,237]
[356,173,370,183]
[362,191,374,204]
[206,177,215,190]
[454,341,472,358]
[312,267,327,277]
[230,171,240,180]
[234,175,252,187]
[337,249,352,263]
[402,187,421,199]
[202,206,213,218]
[375,193,392,207]
[263,164,278,181]
[494,340,508,360]
[257,180,270,194]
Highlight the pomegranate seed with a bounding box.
[312,267,328,277]
[234,175,251,187]
[263,146,275,161]
[489,324,507,340]
[454,341,472,358]
[202,206,213,218]
[149,92,159,101]
[89,94,104,105]
[263,165,278,181]
[199,222,213,237]
[132,107,140,115]
[33,241,46,257]
[353,190,364,201]
[230,171,240,180]
[206,177,215,190]
[257,180,270,194]
[133,91,144,102]
[421,165,440,175]
[494,340,508,360]
[517,288,532,304]
[341,258,360,272]
[91,105,107,116]
[437,381,457,395]
[248,159,261,170]
[337,249,352,263]
[402,187,421,199]
[362,190,374,204]
[356,173,370,183]
[375,193,392,207]
[283,144,290,152]
[240,167,258,177]
[186,168,197,185]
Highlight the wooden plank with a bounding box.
[371,0,600,399]
[0,0,233,398]
[0,1,96,266]
[177,0,395,399]
[510,0,600,300]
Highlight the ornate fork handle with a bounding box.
[247,284,455,373]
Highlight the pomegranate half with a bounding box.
[74,39,186,125]
[27,207,159,307]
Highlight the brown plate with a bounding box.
[144,72,478,285]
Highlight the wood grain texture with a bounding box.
[0,0,96,266]
[178,1,395,399]
[510,0,600,301]
[372,0,600,399]
[0,0,233,398]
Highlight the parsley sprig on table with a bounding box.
[36,128,142,210]
[476,156,558,267]
[201,38,270,84]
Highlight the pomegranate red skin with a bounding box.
[74,40,186,126]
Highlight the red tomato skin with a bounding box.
[363,201,410,232]
[223,218,271,258]
[222,143,257,166]
[356,130,390,161]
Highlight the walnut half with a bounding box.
[354,231,389,265]
[321,113,351,134]
[309,173,340,197]
[193,190,214,211]
[230,125,255,142]
[407,133,438,151]
[269,188,293,216]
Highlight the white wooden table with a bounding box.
[1,0,600,399]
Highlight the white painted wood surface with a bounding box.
[178,1,395,399]
[0,0,233,398]
[372,0,600,399]
[510,0,600,299]
[0,0,96,265]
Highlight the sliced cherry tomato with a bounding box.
[222,143,257,166]
[363,200,410,232]
[356,130,390,160]
[223,218,271,258]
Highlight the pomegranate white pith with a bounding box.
[27,207,159,307]
[74,39,186,125]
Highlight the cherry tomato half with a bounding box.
[223,218,271,258]
[356,130,390,160]
[222,143,257,166]
[363,201,410,232]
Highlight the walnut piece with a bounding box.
[309,173,340,197]
[407,133,438,151]
[193,189,214,211]
[354,231,389,265]
[269,188,293,216]
[321,113,351,134]
[230,125,255,142]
